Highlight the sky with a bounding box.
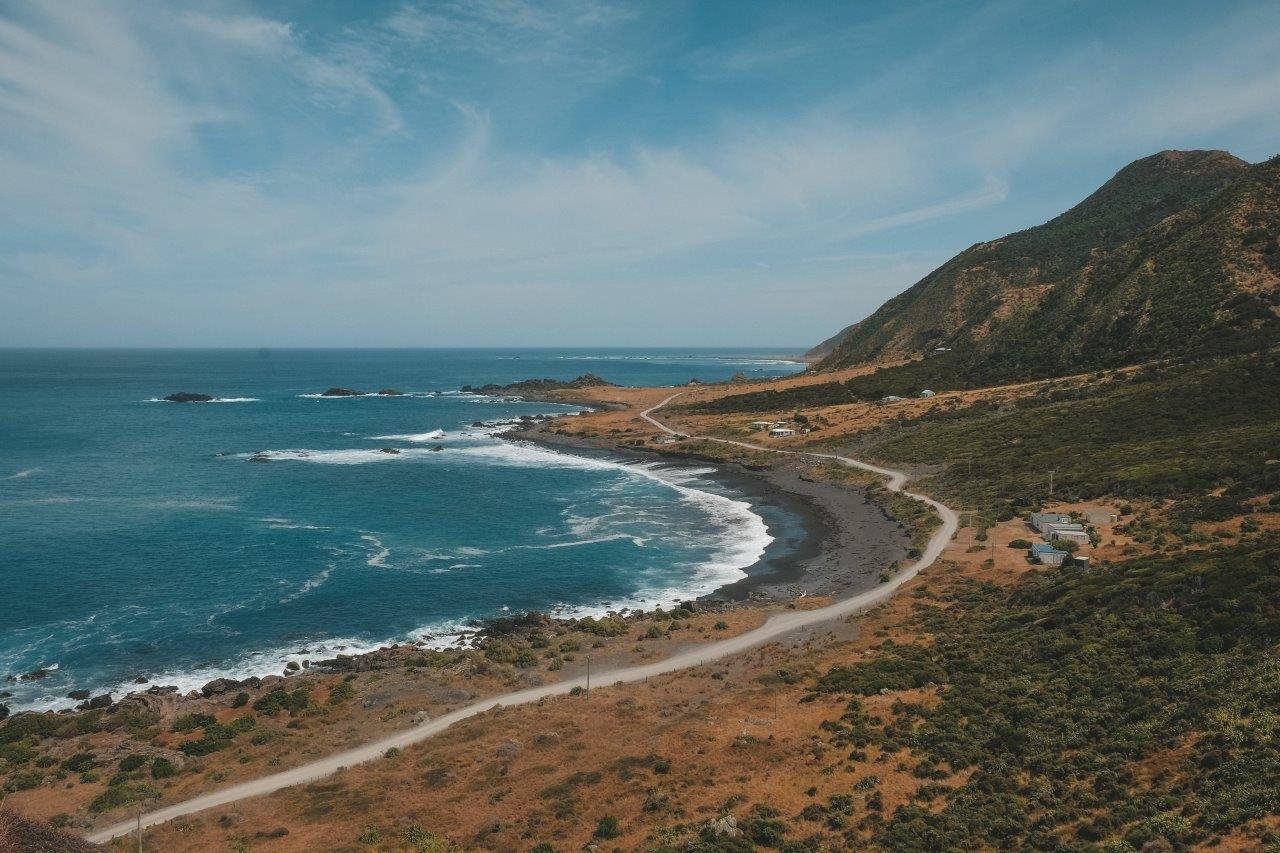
[1,0,1278,348]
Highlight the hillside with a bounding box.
[810,150,1280,381]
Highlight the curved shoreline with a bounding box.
[87,396,957,844]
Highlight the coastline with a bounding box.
[3,408,902,718]
[505,422,909,603]
[80,399,957,845]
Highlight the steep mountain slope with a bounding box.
[812,150,1280,378]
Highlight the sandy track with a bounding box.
[88,394,957,844]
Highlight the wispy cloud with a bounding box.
[1,0,1278,346]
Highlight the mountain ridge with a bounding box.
[809,149,1279,379]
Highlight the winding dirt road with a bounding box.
[89,393,957,844]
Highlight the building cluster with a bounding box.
[750,420,809,438]
[1025,510,1105,566]
[880,389,935,404]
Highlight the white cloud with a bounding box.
[1,1,1279,346]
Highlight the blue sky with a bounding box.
[1,0,1278,347]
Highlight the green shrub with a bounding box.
[150,757,177,779]
[88,782,160,814]
[60,752,97,773]
[594,815,621,839]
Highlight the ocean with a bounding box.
[0,348,805,711]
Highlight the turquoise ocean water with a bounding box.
[0,349,804,710]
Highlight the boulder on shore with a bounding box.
[164,392,215,402]
[321,387,363,397]
[67,689,91,701]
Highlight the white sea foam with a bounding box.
[279,566,333,604]
[5,468,38,479]
[369,428,445,442]
[361,534,390,568]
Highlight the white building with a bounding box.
[919,389,936,398]
[1028,512,1073,535]
[880,395,904,404]
[1030,543,1068,566]
[750,421,777,430]
[769,427,796,438]
[1049,527,1090,545]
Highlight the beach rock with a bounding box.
[77,693,112,710]
[239,676,262,690]
[379,447,401,455]
[284,661,300,673]
[377,388,403,396]
[145,685,179,696]
[163,392,215,403]
[0,704,8,721]
[66,689,91,701]
[200,678,238,697]
[321,387,362,397]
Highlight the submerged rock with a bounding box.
[380,447,401,455]
[321,387,363,397]
[164,392,215,403]
[377,388,403,396]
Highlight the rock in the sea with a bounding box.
[0,704,8,721]
[284,661,300,673]
[249,453,273,463]
[67,689,91,701]
[379,447,401,455]
[164,392,215,402]
[19,667,53,681]
[377,388,403,396]
[134,676,149,684]
[321,387,363,397]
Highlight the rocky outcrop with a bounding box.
[379,448,401,455]
[321,387,363,397]
[164,392,215,402]
[459,373,617,396]
[377,388,403,396]
[75,693,112,711]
